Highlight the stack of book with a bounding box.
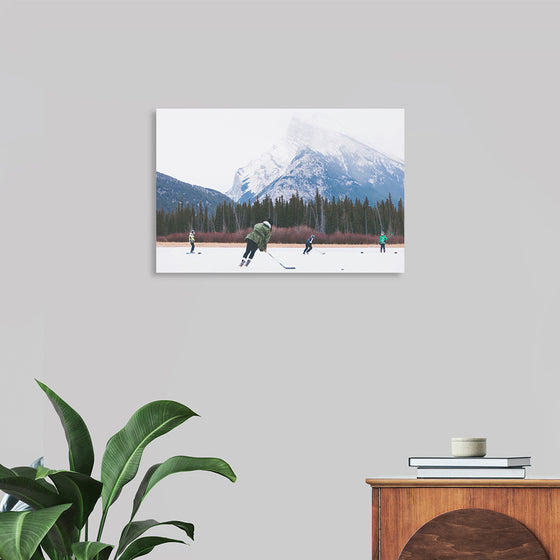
[409,456,531,478]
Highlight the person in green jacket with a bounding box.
[379,231,387,253]
[189,229,195,253]
[239,219,272,267]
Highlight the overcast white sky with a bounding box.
[156,108,404,193]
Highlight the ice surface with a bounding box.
[156,246,405,274]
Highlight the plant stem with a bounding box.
[97,510,108,541]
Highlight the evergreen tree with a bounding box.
[157,193,404,239]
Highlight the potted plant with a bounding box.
[0,380,236,560]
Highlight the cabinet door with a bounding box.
[379,487,560,559]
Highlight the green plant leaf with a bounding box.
[0,466,19,513]
[30,546,45,560]
[0,503,71,560]
[0,465,15,478]
[100,401,197,513]
[0,477,62,510]
[11,467,57,494]
[12,468,41,479]
[130,456,236,521]
[0,463,55,514]
[37,535,57,560]
[117,519,194,556]
[0,477,75,557]
[36,380,94,476]
[71,541,113,560]
[35,467,102,529]
[118,536,185,560]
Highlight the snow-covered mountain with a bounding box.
[226,117,404,205]
[156,172,233,214]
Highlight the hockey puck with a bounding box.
[360,251,364,254]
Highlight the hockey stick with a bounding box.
[267,251,295,270]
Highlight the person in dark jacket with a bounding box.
[303,234,315,254]
[239,219,272,267]
[189,229,195,253]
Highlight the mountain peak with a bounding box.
[286,116,322,143]
[227,118,404,205]
[285,116,345,155]
[285,115,383,160]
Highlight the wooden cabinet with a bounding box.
[365,479,560,560]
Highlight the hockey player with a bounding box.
[239,219,272,267]
[303,234,315,254]
[189,230,195,253]
[379,231,387,253]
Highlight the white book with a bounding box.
[409,457,531,468]
[416,467,526,479]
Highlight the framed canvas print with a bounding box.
[156,108,404,273]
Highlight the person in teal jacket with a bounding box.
[240,219,272,267]
[379,231,387,253]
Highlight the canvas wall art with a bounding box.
[156,108,404,273]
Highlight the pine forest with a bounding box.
[157,191,404,244]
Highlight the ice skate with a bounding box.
[245,259,251,267]
[239,259,246,267]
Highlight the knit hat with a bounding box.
[263,220,272,229]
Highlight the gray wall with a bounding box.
[2,1,559,559]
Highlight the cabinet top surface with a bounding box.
[365,478,560,488]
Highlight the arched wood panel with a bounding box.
[398,508,548,560]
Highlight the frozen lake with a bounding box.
[156,246,404,273]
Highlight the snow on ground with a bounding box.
[156,246,404,273]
